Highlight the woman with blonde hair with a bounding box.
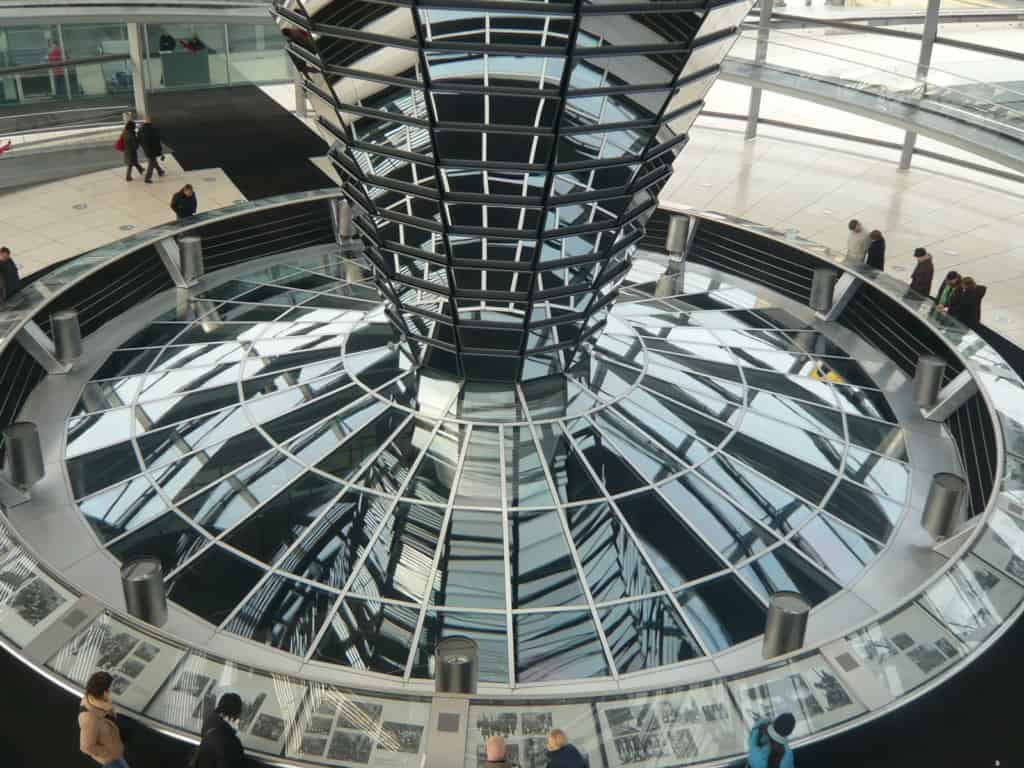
[546,729,586,768]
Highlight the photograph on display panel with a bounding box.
[467,704,600,768]
[972,509,1024,585]
[920,553,1024,648]
[0,555,76,646]
[727,656,865,740]
[596,683,742,768]
[47,614,187,711]
[287,686,430,768]
[147,655,306,755]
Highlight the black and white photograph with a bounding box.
[613,732,666,764]
[172,671,211,698]
[907,644,947,675]
[379,722,424,754]
[0,567,34,596]
[120,658,145,680]
[336,701,384,731]
[192,690,266,730]
[811,670,853,711]
[521,737,548,768]
[251,713,286,742]
[476,711,518,738]
[111,675,132,695]
[327,730,374,763]
[890,632,915,652]
[700,703,728,723]
[11,578,67,626]
[133,642,160,662]
[307,715,333,735]
[667,728,699,760]
[973,566,1000,593]
[521,712,553,736]
[605,705,659,738]
[934,637,960,659]
[97,631,139,669]
[300,735,327,756]
[789,674,824,718]
[1006,554,1024,582]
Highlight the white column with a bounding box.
[127,22,148,118]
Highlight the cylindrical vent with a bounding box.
[914,355,945,409]
[763,591,811,659]
[337,199,355,240]
[179,236,204,284]
[922,472,967,540]
[51,310,83,364]
[665,215,689,255]
[121,558,168,627]
[3,422,44,490]
[435,636,479,694]
[809,268,838,313]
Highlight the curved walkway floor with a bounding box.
[660,122,1024,346]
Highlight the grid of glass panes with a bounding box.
[66,250,916,684]
[275,0,753,380]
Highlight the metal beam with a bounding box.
[154,237,189,288]
[127,23,148,119]
[15,321,70,375]
[899,0,941,170]
[745,0,773,141]
[821,273,860,322]
[922,370,979,422]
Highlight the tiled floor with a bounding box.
[0,155,243,276]
[660,124,1024,345]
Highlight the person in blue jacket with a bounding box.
[746,713,795,768]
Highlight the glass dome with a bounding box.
[64,251,913,685]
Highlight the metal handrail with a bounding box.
[0,52,128,77]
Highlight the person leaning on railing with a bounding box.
[171,185,198,220]
[0,246,21,301]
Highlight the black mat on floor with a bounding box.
[147,85,332,199]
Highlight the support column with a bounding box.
[809,268,838,314]
[899,0,941,170]
[121,558,168,626]
[3,422,45,491]
[913,355,945,409]
[745,0,774,140]
[127,23,148,119]
[922,473,967,540]
[51,310,83,365]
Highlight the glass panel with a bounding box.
[431,509,505,609]
[46,612,186,711]
[414,611,508,683]
[146,653,306,753]
[599,596,702,673]
[514,610,610,682]
[312,597,419,677]
[224,575,336,656]
[728,655,866,737]
[144,23,229,88]
[79,476,168,543]
[738,545,840,605]
[844,603,965,698]
[467,703,599,768]
[227,23,288,83]
[676,576,765,653]
[509,509,587,609]
[108,513,206,577]
[165,546,264,625]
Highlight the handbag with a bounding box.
[114,134,125,152]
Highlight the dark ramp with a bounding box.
[148,85,332,199]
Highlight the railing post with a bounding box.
[179,235,205,285]
[914,355,945,409]
[809,268,838,313]
[922,472,967,540]
[121,558,168,627]
[51,310,82,365]
[763,591,810,658]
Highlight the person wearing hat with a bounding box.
[746,713,795,768]
[193,692,246,768]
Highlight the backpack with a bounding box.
[114,134,125,152]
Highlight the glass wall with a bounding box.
[143,23,229,89]
[227,24,288,84]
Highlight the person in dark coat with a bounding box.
[121,120,144,182]
[947,276,986,329]
[937,270,961,309]
[195,693,245,768]
[545,729,587,768]
[865,229,885,270]
[0,246,21,301]
[171,184,198,219]
[137,117,165,183]
[909,247,934,297]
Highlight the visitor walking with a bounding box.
[0,246,21,301]
[171,184,198,219]
[936,271,961,309]
[193,692,246,768]
[78,671,130,768]
[846,219,869,262]
[137,116,166,183]
[745,713,795,768]
[120,120,144,182]
[909,247,934,297]
[946,276,986,330]
[546,729,587,768]
[865,229,885,270]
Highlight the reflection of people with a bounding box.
[746,714,795,768]
[180,33,207,53]
[195,693,246,768]
[545,730,586,768]
[78,671,130,768]
[159,31,176,52]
